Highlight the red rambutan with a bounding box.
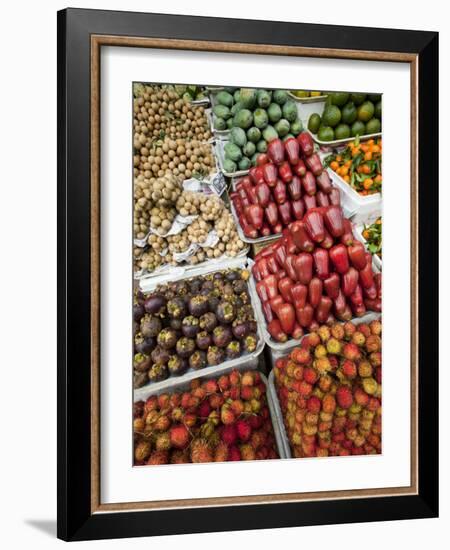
[220,406,236,425]
[170,424,190,449]
[217,375,230,391]
[220,424,237,446]
[229,370,240,386]
[240,443,256,461]
[146,450,169,465]
[190,439,213,463]
[236,419,252,442]
[341,359,357,379]
[307,395,321,414]
[214,441,229,462]
[342,342,361,361]
[336,386,353,409]
[209,393,224,409]
[228,445,241,461]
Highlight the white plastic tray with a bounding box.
[296,99,382,148]
[134,358,286,460]
[135,257,264,394]
[268,311,382,458]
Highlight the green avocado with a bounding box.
[322,105,342,128]
[350,93,367,106]
[341,102,357,125]
[375,100,382,120]
[231,101,243,116]
[357,101,375,122]
[243,141,256,157]
[247,127,261,143]
[330,92,350,107]
[317,126,335,142]
[274,118,290,137]
[223,158,237,173]
[253,108,269,129]
[233,109,253,129]
[214,117,227,131]
[273,90,288,105]
[365,118,381,134]
[368,93,382,103]
[334,123,351,140]
[268,103,282,123]
[351,120,366,137]
[257,89,272,108]
[239,88,257,109]
[262,125,279,142]
[290,119,303,135]
[224,142,242,162]
[282,100,298,122]
[216,91,234,107]
[308,113,321,134]
[238,157,251,171]
[256,139,267,153]
[230,127,247,147]
[213,104,231,120]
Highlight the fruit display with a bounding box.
[134,186,246,274]
[133,268,260,388]
[213,88,303,171]
[251,205,381,343]
[324,138,382,196]
[133,369,279,464]
[307,92,382,142]
[273,319,382,458]
[131,83,383,467]
[361,218,382,259]
[230,133,340,240]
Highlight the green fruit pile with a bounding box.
[213,87,303,172]
[308,92,382,142]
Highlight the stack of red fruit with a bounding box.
[230,132,340,239]
[252,205,381,343]
[274,319,382,458]
[134,369,278,465]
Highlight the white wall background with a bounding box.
[0,1,446,547]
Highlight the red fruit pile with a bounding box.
[274,319,382,458]
[230,133,340,239]
[133,369,278,465]
[252,205,382,342]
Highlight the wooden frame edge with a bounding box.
[89,35,419,515]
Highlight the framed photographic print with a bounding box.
[57,8,439,541]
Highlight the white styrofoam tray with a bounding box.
[268,311,382,458]
[135,256,264,394]
[134,358,287,461]
[296,99,381,148]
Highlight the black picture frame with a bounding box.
[57,7,438,541]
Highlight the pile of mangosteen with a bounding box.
[133,268,259,388]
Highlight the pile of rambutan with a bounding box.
[274,318,382,458]
[134,369,278,466]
